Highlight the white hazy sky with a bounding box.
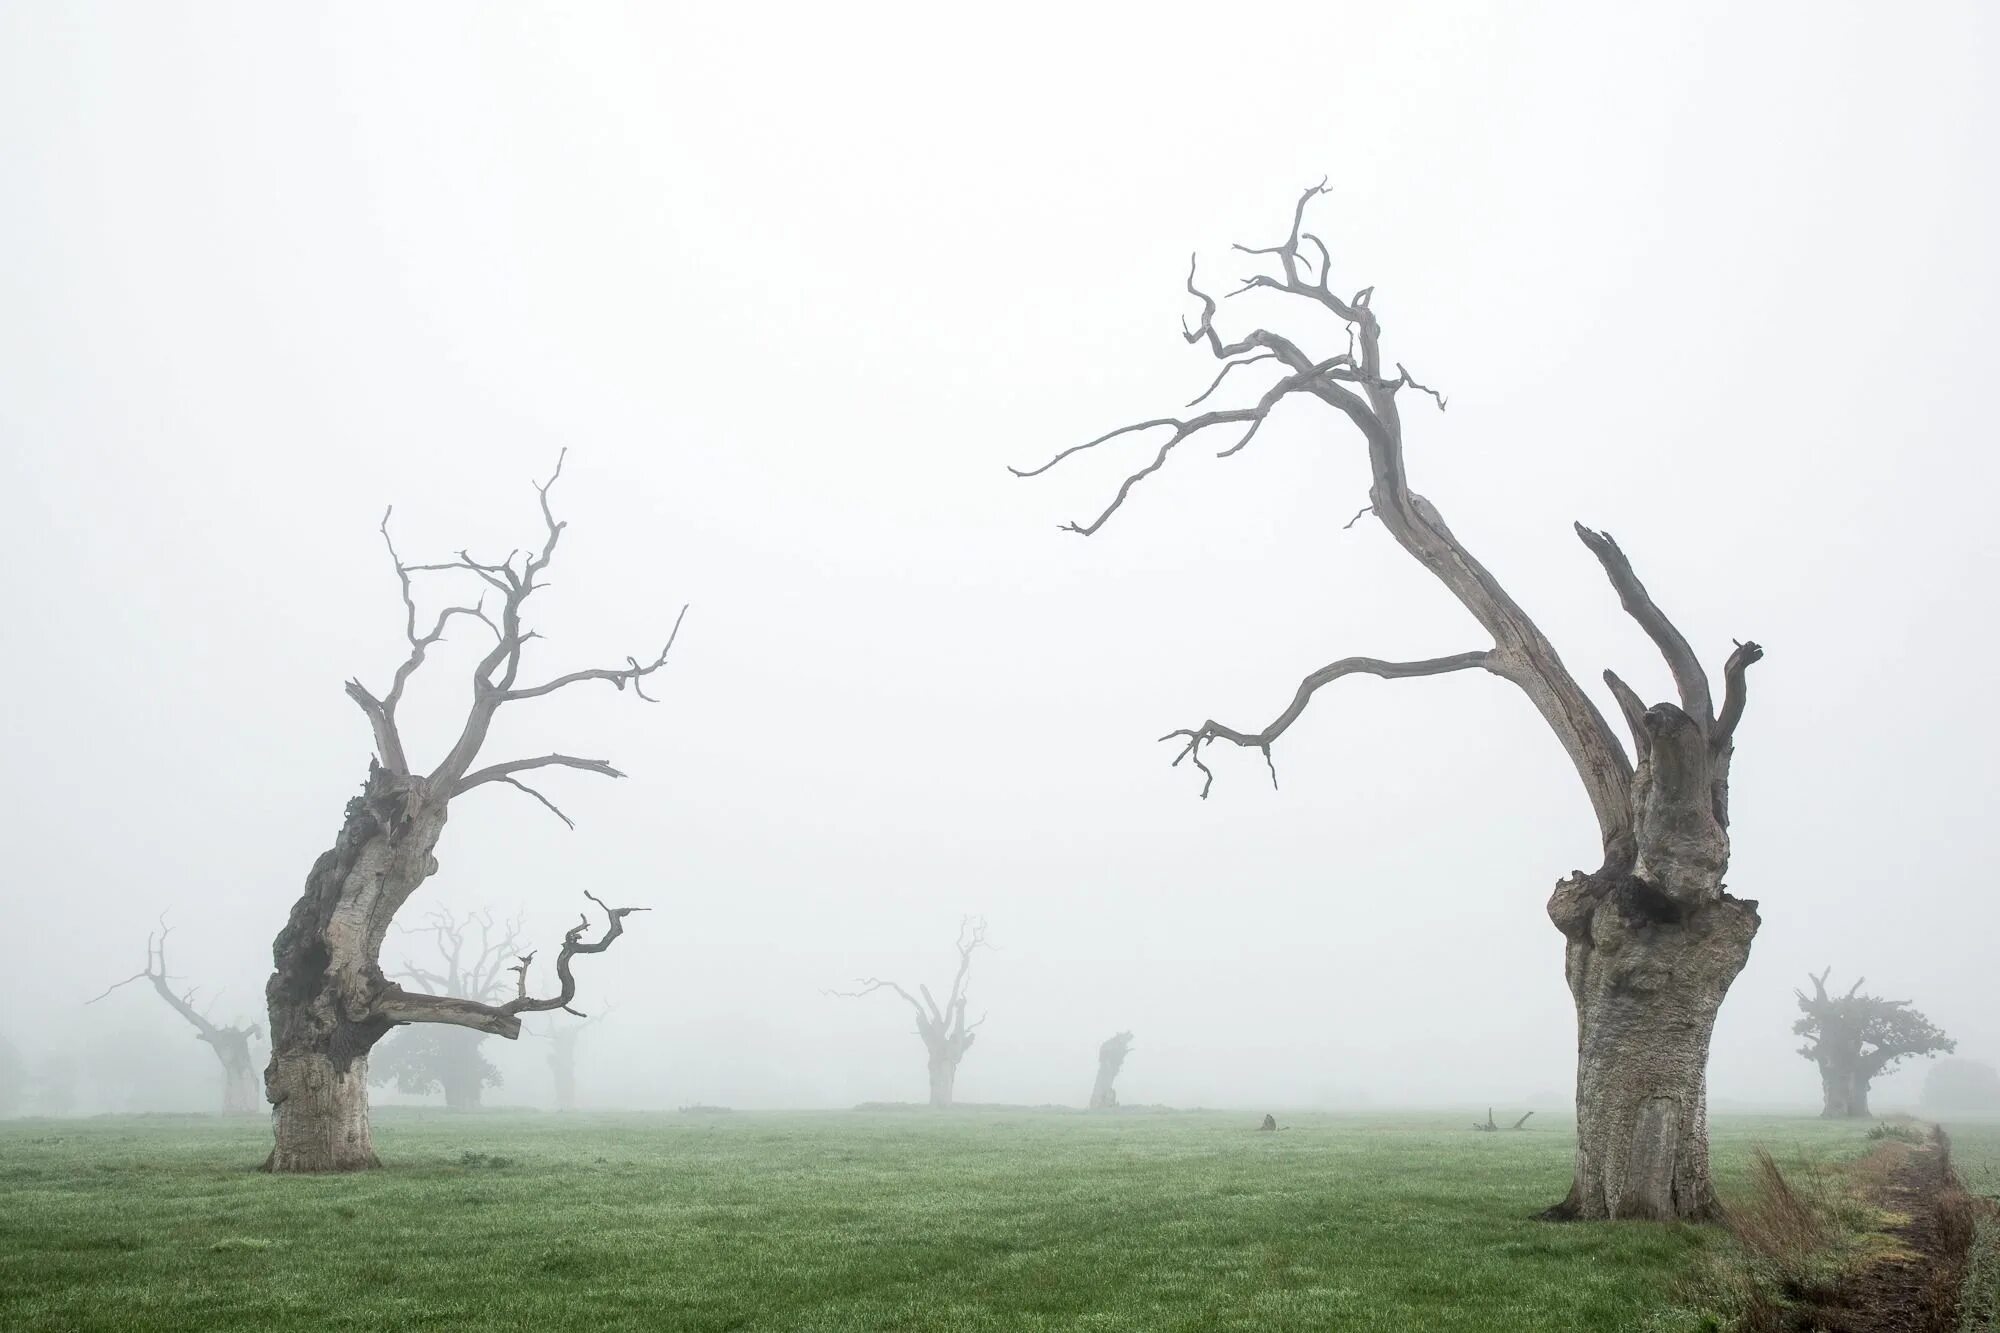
[2,2,1995,1114]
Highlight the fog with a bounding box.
[3,2,1995,1118]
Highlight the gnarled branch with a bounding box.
[1161,652,1494,798]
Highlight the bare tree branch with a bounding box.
[1573,524,1714,728]
[455,754,626,794]
[377,893,644,1037]
[1160,652,1495,798]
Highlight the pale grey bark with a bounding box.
[1018,186,1765,1221]
[832,917,988,1110]
[262,455,677,1171]
[1090,1031,1133,1110]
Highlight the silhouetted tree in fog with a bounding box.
[87,925,261,1114]
[832,917,989,1109]
[1090,1031,1133,1109]
[530,1012,606,1112]
[1794,969,1953,1118]
[1019,185,1766,1221]
[263,453,678,1171]
[370,909,523,1111]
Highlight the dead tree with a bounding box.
[1472,1108,1535,1132]
[263,453,678,1172]
[832,917,989,1108]
[87,925,262,1114]
[1090,1030,1134,1110]
[1016,185,1765,1221]
[370,909,523,1111]
[529,1011,606,1112]
[1794,969,1954,1119]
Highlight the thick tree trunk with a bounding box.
[264,1050,379,1171]
[440,1050,485,1112]
[927,1049,955,1109]
[1547,872,1759,1220]
[1819,1065,1870,1118]
[263,764,446,1172]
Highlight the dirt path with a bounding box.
[1807,1130,1974,1333]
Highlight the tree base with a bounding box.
[262,1051,380,1173]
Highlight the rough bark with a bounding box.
[1546,872,1759,1219]
[265,1050,379,1172]
[1017,186,1767,1220]
[1090,1030,1133,1110]
[260,455,674,1171]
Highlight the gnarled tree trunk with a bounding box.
[1548,873,1758,1219]
[257,455,673,1171]
[264,767,443,1170]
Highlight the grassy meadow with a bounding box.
[0,1109,1898,1332]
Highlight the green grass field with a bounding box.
[0,1110,1892,1332]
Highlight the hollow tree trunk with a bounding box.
[1547,871,1759,1220]
[927,1048,955,1109]
[263,764,446,1172]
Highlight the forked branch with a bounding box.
[1162,652,1494,798]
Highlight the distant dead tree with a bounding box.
[1017,185,1764,1220]
[1090,1031,1134,1110]
[87,924,261,1114]
[370,909,523,1111]
[529,1011,607,1112]
[832,917,989,1109]
[1794,969,1953,1118]
[1472,1108,1535,1132]
[263,453,678,1171]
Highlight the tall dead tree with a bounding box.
[264,453,679,1172]
[832,917,989,1108]
[88,926,262,1114]
[1016,186,1765,1221]
[1794,969,1953,1119]
[371,909,523,1111]
[1090,1030,1134,1110]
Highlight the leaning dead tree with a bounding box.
[1016,185,1764,1221]
[1794,969,1953,1119]
[263,453,679,1172]
[1090,1030,1134,1109]
[88,924,262,1114]
[370,909,524,1112]
[831,917,989,1109]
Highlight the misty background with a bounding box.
[2,2,1994,1116]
